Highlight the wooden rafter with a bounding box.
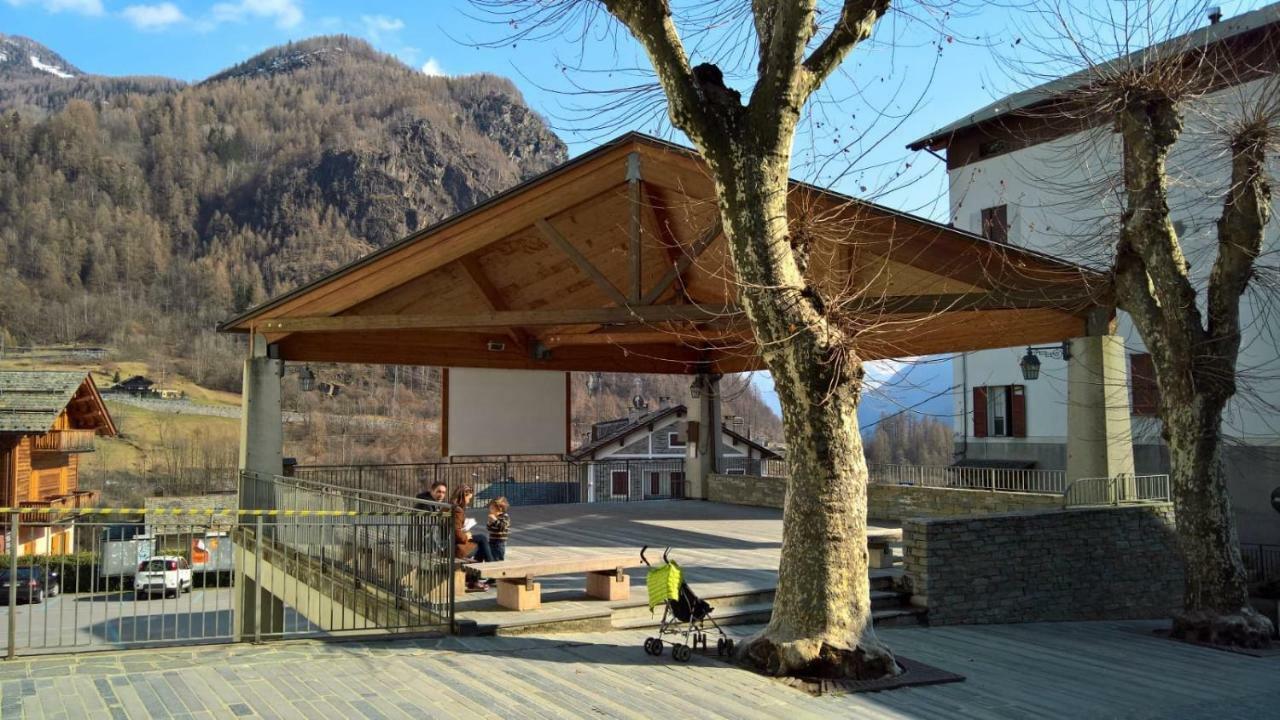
[257,304,743,334]
[543,329,751,348]
[534,218,630,306]
[641,220,723,305]
[642,182,694,305]
[459,256,531,350]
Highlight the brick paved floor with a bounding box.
[1,621,1277,719]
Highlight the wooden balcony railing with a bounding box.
[31,428,98,453]
[19,490,99,525]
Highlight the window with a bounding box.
[978,138,1007,158]
[725,468,747,476]
[670,472,686,498]
[988,385,1009,437]
[981,205,1009,244]
[667,432,685,448]
[611,471,629,497]
[649,472,661,496]
[973,385,1026,438]
[1130,353,1159,416]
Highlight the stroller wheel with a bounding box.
[643,638,654,654]
[725,638,735,655]
[715,637,725,656]
[651,638,663,656]
[673,644,692,662]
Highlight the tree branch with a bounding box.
[1207,124,1272,376]
[600,0,719,148]
[800,0,890,97]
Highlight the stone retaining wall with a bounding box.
[904,503,1183,625]
[705,473,1064,521]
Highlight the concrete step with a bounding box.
[613,601,925,631]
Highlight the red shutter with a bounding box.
[1010,385,1027,437]
[649,472,661,496]
[1130,353,1159,416]
[973,387,988,438]
[611,471,629,496]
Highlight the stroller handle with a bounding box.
[639,546,672,566]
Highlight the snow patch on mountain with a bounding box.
[29,54,74,78]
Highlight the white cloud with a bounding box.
[421,57,446,77]
[210,0,302,29]
[5,0,104,15]
[360,14,403,42]
[121,2,186,30]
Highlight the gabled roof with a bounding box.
[0,371,118,435]
[218,131,1109,372]
[569,403,779,460]
[908,3,1280,151]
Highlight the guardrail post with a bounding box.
[253,515,263,644]
[6,511,17,660]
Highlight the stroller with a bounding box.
[640,546,733,662]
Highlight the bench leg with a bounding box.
[868,546,894,570]
[585,571,629,601]
[497,579,541,611]
[454,568,469,598]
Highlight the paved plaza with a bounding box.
[1,620,1277,719]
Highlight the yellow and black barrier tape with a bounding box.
[0,507,437,517]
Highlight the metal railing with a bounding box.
[294,459,693,506]
[2,476,454,658]
[867,463,1067,494]
[1241,544,1280,585]
[719,457,788,478]
[1063,473,1172,506]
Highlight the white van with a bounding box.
[134,556,193,598]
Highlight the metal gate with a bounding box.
[2,496,453,657]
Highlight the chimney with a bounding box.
[628,394,649,422]
[1208,6,1222,24]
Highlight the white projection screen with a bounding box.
[443,368,570,457]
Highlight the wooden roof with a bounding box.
[219,133,1109,374]
[0,371,118,436]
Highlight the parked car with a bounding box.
[134,556,192,598]
[0,567,61,604]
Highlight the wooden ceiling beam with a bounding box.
[543,329,752,348]
[458,256,532,350]
[641,219,723,306]
[256,304,743,334]
[534,218,630,307]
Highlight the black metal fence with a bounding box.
[293,458,694,507]
[1242,543,1280,585]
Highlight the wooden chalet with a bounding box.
[0,371,116,556]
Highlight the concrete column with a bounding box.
[684,374,722,500]
[235,335,285,641]
[1066,334,1136,485]
[237,334,284,506]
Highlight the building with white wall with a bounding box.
[909,4,1280,545]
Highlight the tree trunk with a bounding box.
[1163,394,1273,647]
[710,151,896,679]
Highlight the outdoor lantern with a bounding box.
[690,382,702,399]
[1019,350,1042,381]
[299,365,316,392]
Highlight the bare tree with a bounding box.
[1004,1,1278,646]
[468,0,933,679]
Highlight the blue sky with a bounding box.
[2,0,1265,416]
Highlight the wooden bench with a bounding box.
[464,556,640,611]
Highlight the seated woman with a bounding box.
[452,484,496,591]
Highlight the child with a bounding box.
[486,497,511,561]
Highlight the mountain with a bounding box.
[0,34,783,439]
[857,357,955,434]
[0,35,567,373]
[0,34,81,80]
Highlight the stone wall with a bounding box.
[904,504,1183,625]
[707,473,784,508]
[706,473,1063,520]
[868,484,1062,521]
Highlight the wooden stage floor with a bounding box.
[454,500,900,631]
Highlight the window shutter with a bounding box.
[973,387,988,438]
[1010,385,1027,437]
[981,205,1009,244]
[1129,353,1159,416]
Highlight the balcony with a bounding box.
[18,490,99,525]
[31,428,98,454]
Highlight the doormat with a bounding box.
[1150,628,1280,658]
